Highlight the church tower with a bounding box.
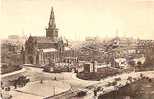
[46,7,58,40]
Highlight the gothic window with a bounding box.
[29,56,33,64]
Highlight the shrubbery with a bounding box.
[1,64,22,74]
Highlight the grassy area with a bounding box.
[17,80,71,97]
[1,64,22,74]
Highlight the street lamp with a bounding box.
[53,85,55,96]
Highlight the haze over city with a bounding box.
[1,0,154,41]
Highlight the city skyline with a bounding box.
[1,1,154,98]
[1,0,154,41]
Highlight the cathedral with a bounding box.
[24,7,68,65]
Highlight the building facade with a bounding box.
[24,7,68,65]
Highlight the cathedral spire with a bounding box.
[46,6,58,39]
[48,7,56,28]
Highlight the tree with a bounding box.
[137,61,142,66]
[128,60,135,66]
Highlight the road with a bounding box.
[48,71,154,99]
[73,71,154,99]
[2,65,154,99]
[1,65,98,99]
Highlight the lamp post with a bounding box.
[53,85,55,96]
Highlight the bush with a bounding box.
[1,64,22,74]
[137,61,142,66]
[112,81,117,86]
[77,91,87,97]
[127,76,133,82]
[115,77,121,81]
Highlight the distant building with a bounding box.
[83,61,97,72]
[114,58,128,69]
[8,35,20,39]
[137,39,154,66]
[1,40,23,74]
[24,7,69,65]
[2,35,25,53]
[133,57,145,65]
[137,39,154,53]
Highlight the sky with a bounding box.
[0,0,154,41]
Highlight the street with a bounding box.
[2,65,154,99]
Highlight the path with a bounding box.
[1,68,26,78]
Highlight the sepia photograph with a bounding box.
[1,0,154,99]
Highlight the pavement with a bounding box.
[1,66,73,99]
[1,68,26,78]
[2,66,154,99]
[43,71,154,99]
[10,80,71,99]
